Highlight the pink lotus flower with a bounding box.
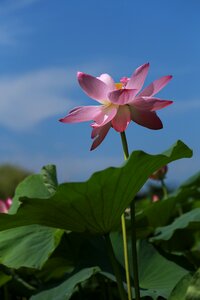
[0,198,12,213]
[60,63,173,150]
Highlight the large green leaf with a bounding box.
[135,196,177,238]
[139,170,200,239]
[0,270,11,287]
[138,241,188,299]
[185,268,200,300]
[9,165,58,214]
[169,171,200,213]
[35,232,92,283]
[0,165,62,270]
[29,235,189,300]
[0,225,63,269]
[168,273,192,300]
[36,257,74,282]
[151,208,200,243]
[178,170,200,191]
[0,140,192,234]
[111,233,188,299]
[31,267,101,300]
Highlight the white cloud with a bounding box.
[0,68,77,130]
[0,0,41,46]
[0,58,116,131]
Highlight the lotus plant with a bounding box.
[60,63,173,300]
[60,63,173,150]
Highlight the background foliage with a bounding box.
[0,141,199,299]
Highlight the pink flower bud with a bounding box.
[0,200,8,213]
[5,198,12,210]
[0,198,12,213]
[150,165,168,181]
[152,195,160,202]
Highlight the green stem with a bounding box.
[121,214,132,300]
[3,285,9,300]
[1,266,36,292]
[161,179,168,198]
[176,202,183,216]
[120,131,129,160]
[120,132,132,300]
[130,202,140,300]
[104,234,128,300]
[120,131,141,300]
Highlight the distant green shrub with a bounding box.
[0,165,31,199]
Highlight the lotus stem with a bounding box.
[104,234,128,300]
[161,178,168,198]
[120,131,141,300]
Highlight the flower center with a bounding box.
[115,77,130,89]
[115,83,123,89]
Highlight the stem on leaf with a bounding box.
[161,178,168,198]
[121,213,132,300]
[130,201,140,300]
[104,234,128,300]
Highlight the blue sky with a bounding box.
[0,0,199,186]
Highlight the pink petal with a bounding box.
[5,198,12,210]
[77,72,110,102]
[59,106,103,123]
[0,201,8,213]
[97,74,116,90]
[90,123,111,150]
[126,63,150,90]
[120,77,130,85]
[139,75,172,97]
[92,105,118,127]
[130,107,163,129]
[111,105,131,132]
[108,89,138,105]
[132,97,173,111]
